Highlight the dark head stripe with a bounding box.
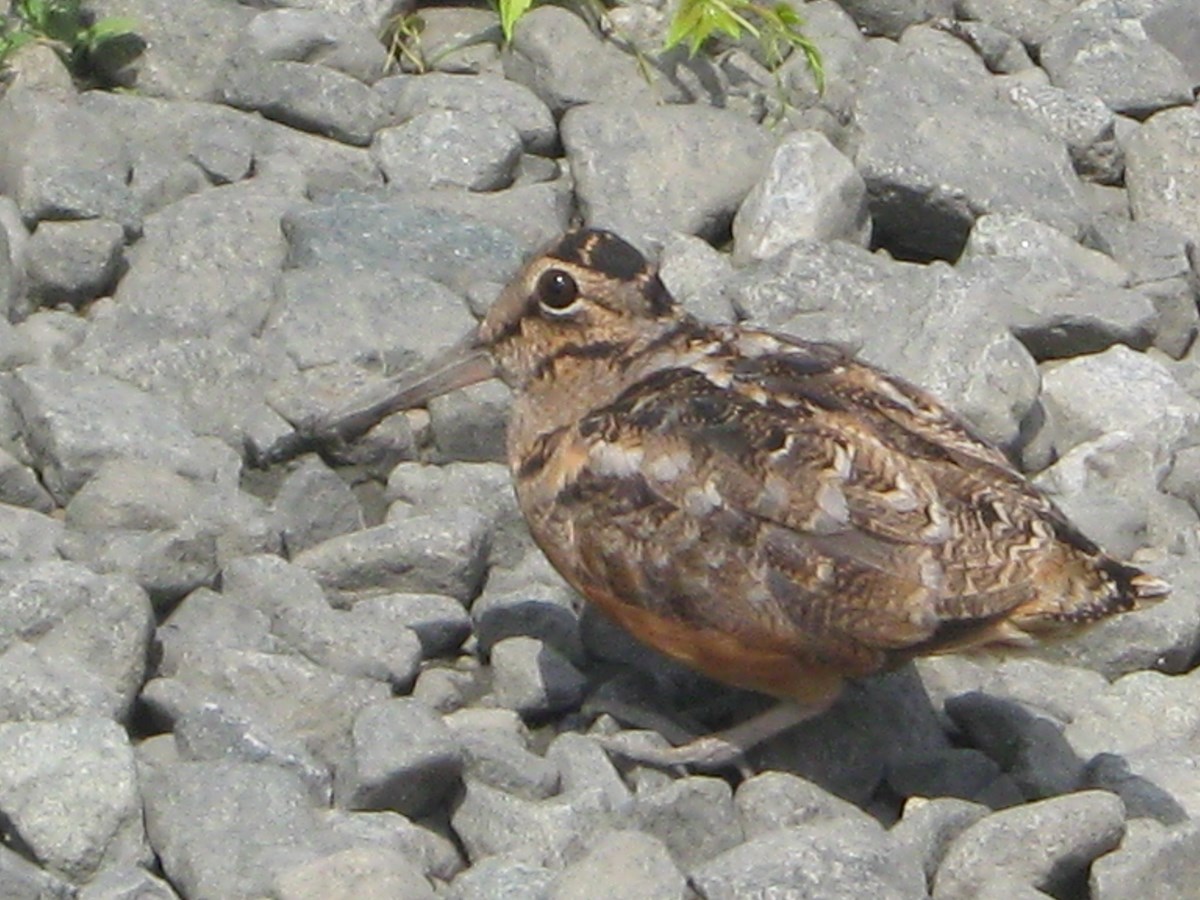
[550,230,648,281]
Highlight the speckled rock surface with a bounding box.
[0,0,1197,896]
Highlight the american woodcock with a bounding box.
[288,228,1171,769]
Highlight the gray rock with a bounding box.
[1004,81,1122,184]
[886,748,1013,806]
[336,698,463,818]
[1027,345,1200,466]
[1093,217,1199,358]
[324,808,464,883]
[0,716,147,882]
[0,843,75,899]
[371,110,523,191]
[1163,445,1200,516]
[944,691,1085,800]
[1091,819,1200,900]
[449,777,612,866]
[561,101,775,251]
[411,665,477,714]
[732,130,871,265]
[1143,0,1200,85]
[78,90,379,213]
[1,41,75,94]
[853,37,1088,260]
[1033,431,1193,560]
[0,88,139,235]
[264,264,473,373]
[425,379,512,464]
[2,309,88,371]
[141,760,332,900]
[658,233,737,323]
[753,667,952,807]
[70,177,298,447]
[1086,746,1199,824]
[272,455,364,554]
[0,504,63,563]
[23,219,125,311]
[1126,107,1200,244]
[78,864,180,899]
[273,846,436,900]
[89,0,254,99]
[378,180,573,250]
[472,548,583,662]
[59,461,278,607]
[627,776,742,870]
[551,829,687,900]
[891,796,991,889]
[958,220,1155,360]
[735,771,875,837]
[294,509,491,605]
[1040,16,1193,119]
[916,654,1109,730]
[490,635,587,717]
[446,709,560,800]
[964,213,1127,285]
[953,0,1080,47]
[691,819,926,900]
[933,791,1125,899]
[174,702,332,805]
[393,7,502,75]
[1065,668,1200,760]
[775,0,867,131]
[156,586,275,674]
[386,461,528,569]
[0,642,122,724]
[76,92,253,213]
[936,19,1035,75]
[143,647,390,764]
[0,560,153,722]
[280,193,527,293]
[972,877,1056,899]
[353,592,471,659]
[377,73,556,155]
[287,0,408,34]
[65,459,210,533]
[0,446,47,515]
[712,240,1040,447]
[221,554,424,687]
[544,731,630,811]
[0,218,13,321]
[502,6,659,115]
[241,8,390,83]
[446,854,556,900]
[833,0,952,37]
[219,57,387,146]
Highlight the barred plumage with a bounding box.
[325,228,1170,768]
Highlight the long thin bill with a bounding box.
[255,330,495,465]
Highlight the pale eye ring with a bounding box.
[535,268,580,314]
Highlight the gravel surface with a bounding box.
[1,0,1199,897]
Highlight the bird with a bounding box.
[282,228,1170,769]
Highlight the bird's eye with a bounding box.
[535,268,580,314]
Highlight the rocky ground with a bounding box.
[0,0,1199,897]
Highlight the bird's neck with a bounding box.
[504,314,717,470]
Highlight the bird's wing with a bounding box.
[558,343,1048,660]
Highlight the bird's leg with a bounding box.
[598,697,837,773]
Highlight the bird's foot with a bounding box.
[596,699,834,776]
[598,731,754,776]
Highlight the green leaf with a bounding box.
[664,0,707,51]
[497,0,533,43]
[87,16,138,41]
